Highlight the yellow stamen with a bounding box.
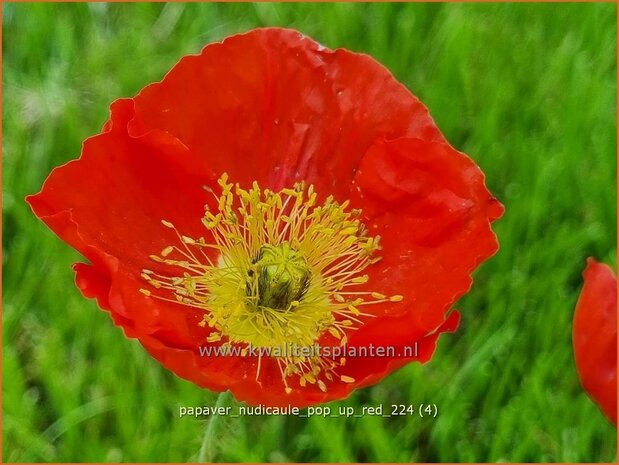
[142,174,404,392]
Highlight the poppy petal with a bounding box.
[349,137,503,334]
[26,99,217,346]
[573,258,617,425]
[128,28,445,197]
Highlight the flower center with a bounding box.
[248,243,311,311]
[140,174,403,393]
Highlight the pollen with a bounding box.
[141,173,403,393]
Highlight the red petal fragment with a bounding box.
[573,258,617,425]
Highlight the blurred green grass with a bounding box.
[2,2,616,463]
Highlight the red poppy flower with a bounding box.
[573,258,617,425]
[27,28,503,407]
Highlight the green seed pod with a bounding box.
[249,243,311,310]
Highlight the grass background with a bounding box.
[2,2,617,463]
